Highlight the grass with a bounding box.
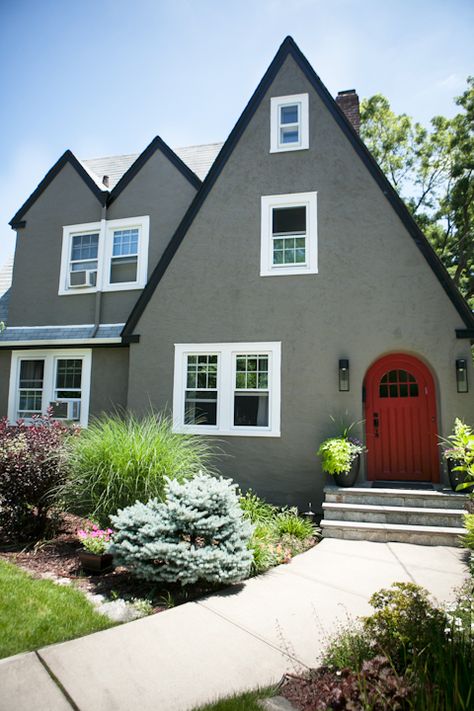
[193,688,274,710]
[0,560,114,658]
[59,411,216,525]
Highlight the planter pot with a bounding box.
[333,455,360,487]
[78,550,114,574]
[446,459,474,492]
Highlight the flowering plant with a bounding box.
[440,418,474,489]
[77,524,113,554]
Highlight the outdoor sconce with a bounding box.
[456,359,468,393]
[339,359,350,392]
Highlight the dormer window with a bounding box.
[270,93,309,153]
[59,216,149,295]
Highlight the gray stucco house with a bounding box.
[2,37,473,517]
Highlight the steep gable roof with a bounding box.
[9,150,108,228]
[9,136,206,228]
[122,36,474,338]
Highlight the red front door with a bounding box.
[364,354,439,482]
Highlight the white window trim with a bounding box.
[270,93,309,153]
[58,216,149,295]
[260,192,318,277]
[173,342,281,437]
[8,349,92,427]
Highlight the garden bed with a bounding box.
[0,513,212,613]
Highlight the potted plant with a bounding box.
[317,420,366,487]
[77,524,114,573]
[440,418,474,492]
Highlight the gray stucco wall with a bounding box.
[0,347,128,421]
[0,351,11,418]
[127,54,474,511]
[89,348,129,417]
[8,150,197,327]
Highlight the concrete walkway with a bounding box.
[0,539,468,711]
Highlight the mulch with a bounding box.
[0,513,205,613]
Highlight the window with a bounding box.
[59,216,149,295]
[8,350,92,427]
[184,354,218,426]
[379,370,419,399]
[234,355,269,427]
[270,94,309,153]
[260,192,317,276]
[69,232,99,287]
[110,228,139,284]
[173,342,281,436]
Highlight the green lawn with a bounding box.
[0,560,115,659]
[193,688,274,710]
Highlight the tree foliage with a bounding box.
[360,78,474,307]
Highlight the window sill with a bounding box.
[270,145,309,154]
[260,267,318,277]
[173,425,281,438]
[58,284,143,296]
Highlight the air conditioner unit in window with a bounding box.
[69,270,97,288]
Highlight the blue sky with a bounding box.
[1,0,473,265]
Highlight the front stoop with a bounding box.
[320,486,467,546]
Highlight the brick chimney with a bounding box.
[335,89,360,134]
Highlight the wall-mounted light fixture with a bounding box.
[339,359,350,392]
[456,359,468,393]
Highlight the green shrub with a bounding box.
[322,621,374,672]
[110,474,254,586]
[317,437,363,475]
[239,489,276,524]
[363,582,447,672]
[274,508,315,539]
[240,492,315,575]
[60,412,215,524]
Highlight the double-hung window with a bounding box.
[260,192,317,276]
[59,216,149,295]
[69,232,99,287]
[270,94,309,152]
[8,350,92,427]
[173,342,281,436]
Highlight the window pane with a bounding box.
[112,229,139,257]
[280,127,299,144]
[234,393,269,427]
[71,233,99,261]
[184,390,217,426]
[19,360,44,388]
[110,256,138,283]
[70,261,98,272]
[273,206,306,234]
[19,391,43,414]
[280,104,298,124]
[187,354,218,390]
[56,360,82,389]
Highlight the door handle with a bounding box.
[373,412,379,438]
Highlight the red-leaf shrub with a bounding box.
[0,410,74,540]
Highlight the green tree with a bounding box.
[360,79,474,308]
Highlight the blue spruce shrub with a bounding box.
[110,473,254,586]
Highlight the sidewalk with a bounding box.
[0,539,467,711]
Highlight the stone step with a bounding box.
[320,519,465,546]
[324,486,468,510]
[323,502,465,528]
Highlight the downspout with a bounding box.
[91,178,109,338]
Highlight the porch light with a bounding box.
[455,359,468,393]
[339,359,350,392]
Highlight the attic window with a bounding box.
[270,94,309,153]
